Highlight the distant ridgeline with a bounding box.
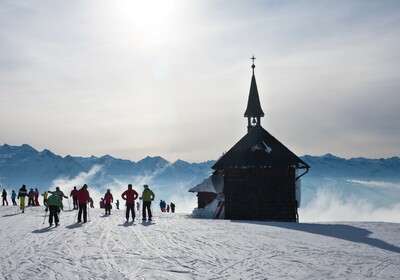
[0,144,215,190]
[302,153,400,181]
[0,144,400,208]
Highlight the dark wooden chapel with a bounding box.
[212,57,310,222]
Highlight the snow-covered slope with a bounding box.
[0,206,399,279]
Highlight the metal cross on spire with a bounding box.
[251,55,256,73]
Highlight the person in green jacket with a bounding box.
[48,187,68,211]
[46,193,62,227]
[140,184,155,222]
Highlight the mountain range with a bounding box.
[0,144,214,189]
[1,144,399,213]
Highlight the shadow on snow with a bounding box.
[233,221,400,254]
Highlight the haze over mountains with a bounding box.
[1,144,399,222]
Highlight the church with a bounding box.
[190,57,309,222]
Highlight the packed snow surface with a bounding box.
[1,205,399,279]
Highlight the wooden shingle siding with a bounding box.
[224,168,297,221]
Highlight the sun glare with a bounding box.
[106,0,182,49]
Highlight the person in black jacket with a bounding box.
[17,185,28,213]
[2,189,8,206]
[27,188,35,206]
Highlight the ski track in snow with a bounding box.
[1,206,400,280]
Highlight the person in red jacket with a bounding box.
[103,189,113,215]
[121,184,138,222]
[77,184,90,223]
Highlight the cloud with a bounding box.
[300,187,400,223]
[2,0,400,162]
[49,163,198,214]
[347,180,400,190]
[50,165,108,210]
[51,165,103,189]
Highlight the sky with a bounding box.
[1,0,400,163]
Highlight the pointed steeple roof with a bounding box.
[244,57,264,118]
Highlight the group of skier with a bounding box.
[118,184,155,222]
[2,186,49,211]
[2,183,166,227]
[159,200,175,213]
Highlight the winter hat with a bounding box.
[144,184,148,188]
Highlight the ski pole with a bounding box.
[152,202,155,221]
[123,203,126,223]
[138,201,141,221]
[43,210,47,224]
[68,197,71,210]
[74,207,79,223]
[87,203,90,222]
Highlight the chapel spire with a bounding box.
[244,56,264,132]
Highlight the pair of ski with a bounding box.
[48,223,59,228]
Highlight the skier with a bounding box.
[103,189,114,215]
[42,191,48,206]
[89,197,94,208]
[27,188,35,206]
[11,190,17,205]
[77,184,90,223]
[49,187,68,211]
[159,200,165,212]
[140,184,155,222]
[115,199,120,210]
[121,184,139,222]
[34,188,40,206]
[170,202,175,213]
[70,186,79,209]
[166,204,170,213]
[45,193,62,227]
[17,185,28,213]
[2,189,8,206]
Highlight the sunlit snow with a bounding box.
[1,205,399,279]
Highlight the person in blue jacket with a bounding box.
[11,190,17,205]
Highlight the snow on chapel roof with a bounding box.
[212,125,309,170]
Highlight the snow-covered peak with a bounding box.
[0,143,37,156]
[172,159,190,168]
[39,149,56,157]
[136,156,170,169]
[0,143,13,154]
